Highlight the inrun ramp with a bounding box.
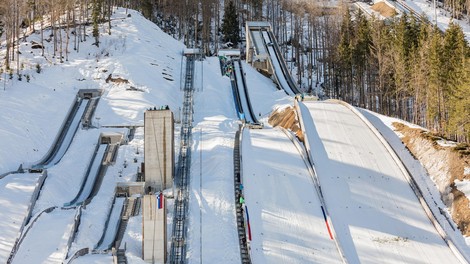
[299,101,463,264]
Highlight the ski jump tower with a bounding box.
[142,108,174,263]
[144,108,174,192]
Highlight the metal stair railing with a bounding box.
[234,126,252,264]
[169,54,196,264]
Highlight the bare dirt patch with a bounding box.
[371,1,398,17]
[394,122,470,236]
[105,73,129,84]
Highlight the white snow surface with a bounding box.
[455,180,470,198]
[358,108,470,255]
[41,98,89,168]
[95,197,126,250]
[12,209,76,264]
[0,5,469,264]
[1,8,183,263]
[400,0,470,42]
[242,127,343,263]
[300,101,461,263]
[66,144,108,206]
[0,173,41,263]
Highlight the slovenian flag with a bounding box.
[157,193,164,209]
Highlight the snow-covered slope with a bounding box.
[0,8,185,173]
[0,8,184,263]
[1,5,468,264]
[300,100,463,263]
[242,127,343,263]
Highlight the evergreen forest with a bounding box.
[0,0,469,142]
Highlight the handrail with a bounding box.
[169,54,196,263]
[234,126,252,263]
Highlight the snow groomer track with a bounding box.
[298,100,467,263]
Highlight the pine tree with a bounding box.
[221,0,240,46]
[92,0,102,47]
[442,22,468,139]
[449,57,470,141]
[369,18,395,115]
[352,10,371,107]
[426,27,444,133]
[141,0,153,20]
[411,21,432,126]
[337,8,354,102]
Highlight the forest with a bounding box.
[0,0,469,142]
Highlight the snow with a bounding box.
[400,0,470,42]
[41,98,89,168]
[67,254,113,264]
[120,215,146,264]
[357,0,470,42]
[95,197,126,250]
[12,209,76,264]
[242,128,343,263]
[0,173,41,263]
[65,144,108,206]
[455,180,470,197]
[437,139,458,147]
[251,30,267,56]
[185,56,240,263]
[358,107,470,258]
[300,101,461,263]
[0,8,184,263]
[0,4,469,264]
